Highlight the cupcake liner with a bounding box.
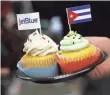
[17,61,59,78]
[57,45,96,64]
[56,48,101,74]
[21,53,56,68]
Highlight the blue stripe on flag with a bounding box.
[72,18,92,24]
[77,12,91,16]
[68,4,90,11]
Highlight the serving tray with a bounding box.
[16,51,108,84]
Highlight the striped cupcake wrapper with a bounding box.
[56,47,101,74]
[21,54,56,68]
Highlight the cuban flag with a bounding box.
[66,4,92,24]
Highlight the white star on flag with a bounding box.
[70,14,73,18]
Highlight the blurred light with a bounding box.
[49,16,63,33]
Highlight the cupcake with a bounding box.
[17,30,59,78]
[56,31,101,74]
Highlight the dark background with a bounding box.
[31,1,110,37]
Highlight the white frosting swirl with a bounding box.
[23,30,58,56]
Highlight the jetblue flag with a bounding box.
[66,4,92,24]
[17,12,41,30]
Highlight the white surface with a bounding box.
[7,77,83,95]
[74,14,91,21]
[73,8,90,14]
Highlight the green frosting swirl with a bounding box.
[60,31,89,51]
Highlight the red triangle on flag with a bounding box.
[67,10,78,24]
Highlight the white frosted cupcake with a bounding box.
[17,30,59,78]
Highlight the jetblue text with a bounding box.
[19,18,38,25]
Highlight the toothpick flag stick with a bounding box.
[69,24,71,31]
[39,28,42,35]
[39,13,42,35]
[66,8,72,31]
